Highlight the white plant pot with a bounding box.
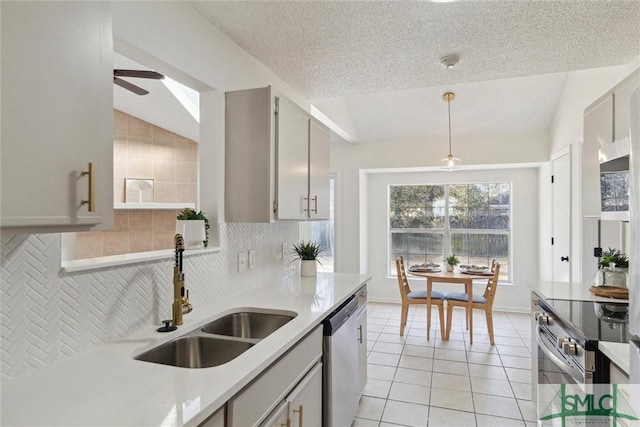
[176,220,206,249]
[446,264,454,272]
[594,268,628,288]
[300,260,317,277]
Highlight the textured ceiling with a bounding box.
[186,1,640,142]
[190,1,640,99]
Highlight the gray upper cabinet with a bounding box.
[276,95,310,220]
[225,86,330,222]
[308,118,331,220]
[1,1,113,232]
[582,70,639,218]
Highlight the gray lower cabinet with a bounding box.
[261,362,323,427]
[261,401,289,427]
[227,326,323,427]
[199,408,224,427]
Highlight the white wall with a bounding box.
[364,167,538,312]
[547,58,640,283]
[331,131,549,278]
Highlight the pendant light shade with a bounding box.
[440,92,461,171]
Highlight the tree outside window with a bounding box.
[389,183,511,281]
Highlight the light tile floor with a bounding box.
[355,302,537,427]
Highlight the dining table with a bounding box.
[407,269,493,343]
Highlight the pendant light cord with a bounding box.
[447,97,452,157]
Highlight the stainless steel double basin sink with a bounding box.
[135,310,297,368]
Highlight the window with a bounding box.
[389,183,511,281]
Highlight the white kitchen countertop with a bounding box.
[599,342,630,375]
[1,272,371,427]
[527,280,629,303]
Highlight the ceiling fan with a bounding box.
[113,69,164,96]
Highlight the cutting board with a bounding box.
[589,286,629,299]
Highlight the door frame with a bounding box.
[551,146,572,283]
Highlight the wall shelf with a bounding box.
[114,202,195,210]
[61,246,221,273]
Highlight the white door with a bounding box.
[552,150,571,282]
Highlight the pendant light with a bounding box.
[440,92,461,171]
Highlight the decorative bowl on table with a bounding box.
[409,263,441,272]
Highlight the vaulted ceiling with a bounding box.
[189,1,640,142]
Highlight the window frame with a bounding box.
[388,181,512,282]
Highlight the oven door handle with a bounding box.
[536,326,584,383]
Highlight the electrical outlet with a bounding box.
[282,243,288,263]
[238,252,248,272]
[248,249,256,269]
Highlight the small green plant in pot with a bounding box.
[595,248,628,288]
[292,241,324,277]
[176,208,210,248]
[598,248,629,269]
[445,254,460,272]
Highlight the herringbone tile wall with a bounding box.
[0,222,298,380]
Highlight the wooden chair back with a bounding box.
[395,257,411,301]
[482,262,501,309]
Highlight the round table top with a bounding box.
[407,269,493,280]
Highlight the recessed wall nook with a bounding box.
[69,110,198,261]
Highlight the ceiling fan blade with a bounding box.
[113,76,149,96]
[114,69,164,80]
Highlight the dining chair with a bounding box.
[395,257,446,339]
[445,262,501,345]
[461,259,496,331]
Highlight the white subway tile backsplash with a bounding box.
[0,222,297,380]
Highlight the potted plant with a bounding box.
[292,240,324,277]
[445,253,459,272]
[599,247,629,269]
[176,208,210,249]
[595,248,628,288]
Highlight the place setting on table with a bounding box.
[458,264,494,276]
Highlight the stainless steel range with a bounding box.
[531,292,629,386]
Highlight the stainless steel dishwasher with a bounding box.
[322,295,359,427]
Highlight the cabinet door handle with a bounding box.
[293,405,303,427]
[358,325,363,344]
[303,196,310,218]
[311,196,318,214]
[80,162,95,212]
